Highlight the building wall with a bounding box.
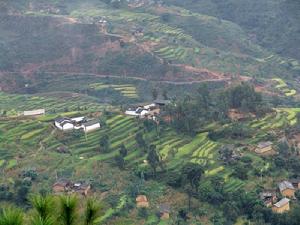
[255,146,272,154]
[281,189,295,198]
[84,123,100,133]
[272,203,290,213]
[23,109,45,116]
[53,185,65,193]
[63,123,74,131]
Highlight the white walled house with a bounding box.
[71,117,85,123]
[125,107,149,118]
[55,117,100,133]
[125,108,139,116]
[23,109,45,116]
[55,118,75,131]
[82,120,101,133]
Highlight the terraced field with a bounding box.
[0,91,105,116]
[271,78,296,97]
[149,22,193,41]
[89,83,138,98]
[154,46,188,61]
[249,108,300,133]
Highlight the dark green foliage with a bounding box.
[114,154,125,169]
[119,144,127,157]
[226,83,262,113]
[181,163,204,191]
[99,135,110,153]
[146,145,160,176]
[209,122,254,140]
[135,133,146,150]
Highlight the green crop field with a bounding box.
[89,83,139,98]
[271,78,297,97]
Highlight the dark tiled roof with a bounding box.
[159,204,170,213]
[83,120,99,127]
[154,100,171,105]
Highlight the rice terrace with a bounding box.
[1,0,300,224]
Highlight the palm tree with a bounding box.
[84,199,103,225]
[0,207,23,225]
[30,195,55,225]
[58,195,78,225]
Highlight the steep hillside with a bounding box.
[0,0,299,90]
[165,0,300,62]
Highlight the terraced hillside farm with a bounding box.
[0,101,247,193]
[271,78,297,96]
[89,83,138,99]
[0,91,108,116]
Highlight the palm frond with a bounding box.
[30,195,54,221]
[58,195,78,225]
[30,215,55,225]
[84,199,104,225]
[0,207,23,225]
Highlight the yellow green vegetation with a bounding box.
[89,83,138,98]
[271,78,296,96]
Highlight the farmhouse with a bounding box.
[272,198,290,213]
[52,179,72,193]
[158,204,171,220]
[260,190,277,207]
[52,180,91,196]
[125,102,161,120]
[23,109,45,116]
[54,118,75,131]
[82,120,101,133]
[55,117,100,133]
[125,107,149,117]
[136,195,149,208]
[255,141,273,154]
[278,181,295,198]
[73,182,91,196]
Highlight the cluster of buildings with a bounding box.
[52,179,91,196]
[125,100,170,120]
[54,116,100,133]
[260,179,300,213]
[136,195,170,220]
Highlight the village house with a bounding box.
[136,195,149,208]
[255,141,273,154]
[52,179,72,193]
[125,102,162,120]
[54,118,75,131]
[290,178,300,189]
[278,181,295,198]
[23,109,45,116]
[82,120,101,133]
[73,182,91,196]
[260,190,277,207]
[52,180,91,196]
[272,198,290,213]
[55,117,100,132]
[158,204,171,220]
[125,107,149,117]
